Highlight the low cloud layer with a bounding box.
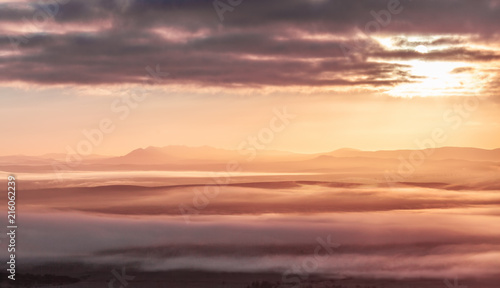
[11,208,500,279]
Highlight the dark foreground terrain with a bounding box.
[1,266,498,288]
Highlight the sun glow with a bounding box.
[415,45,429,53]
[387,60,481,97]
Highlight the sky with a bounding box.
[0,0,499,155]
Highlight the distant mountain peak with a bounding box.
[334,148,361,152]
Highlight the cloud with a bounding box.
[14,209,500,279]
[0,0,498,89]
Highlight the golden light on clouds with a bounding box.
[387,60,482,98]
[1,1,499,155]
[369,35,496,98]
[2,2,500,287]
[415,45,428,54]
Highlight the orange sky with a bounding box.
[1,0,499,155]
